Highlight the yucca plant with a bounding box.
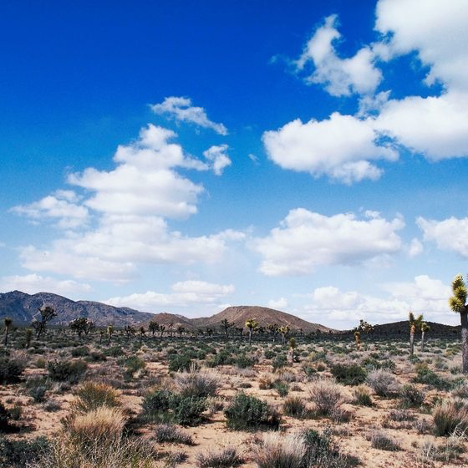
[449,275,468,373]
[420,321,430,352]
[409,312,423,358]
[245,319,258,346]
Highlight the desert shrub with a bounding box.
[272,355,288,371]
[169,354,194,372]
[302,363,317,378]
[452,381,468,399]
[47,360,88,384]
[124,356,146,378]
[28,378,50,403]
[0,356,25,384]
[433,400,468,436]
[389,409,415,422]
[369,430,400,451]
[71,346,90,357]
[235,354,256,369]
[8,404,22,421]
[414,363,451,390]
[224,393,280,431]
[142,389,206,426]
[302,428,359,468]
[154,424,193,445]
[197,447,243,467]
[104,346,124,358]
[172,396,207,426]
[174,367,220,398]
[399,384,424,408]
[308,380,345,416]
[366,370,399,397]
[0,436,50,468]
[89,351,107,362]
[72,381,120,412]
[274,380,289,397]
[259,373,275,390]
[254,432,305,468]
[264,349,275,359]
[330,363,366,386]
[40,408,154,468]
[352,386,373,407]
[283,396,307,418]
[206,350,234,368]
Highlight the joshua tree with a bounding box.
[420,321,430,352]
[69,317,93,339]
[278,325,290,344]
[354,330,361,350]
[288,337,297,363]
[124,325,136,338]
[409,312,423,358]
[221,318,234,339]
[139,326,146,344]
[32,306,57,338]
[268,324,279,342]
[245,318,258,346]
[449,274,468,373]
[106,325,114,345]
[148,320,159,336]
[3,317,12,346]
[159,325,166,337]
[177,326,185,337]
[25,328,33,348]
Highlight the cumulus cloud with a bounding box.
[105,280,234,312]
[14,124,243,282]
[375,0,468,91]
[295,15,382,96]
[262,113,397,184]
[203,144,232,175]
[417,216,468,258]
[0,273,91,297]
[11,190,89,229]
[151,96,228,135]
[408,238,423,258]
[254,208,404,276]
[302,275,454,327]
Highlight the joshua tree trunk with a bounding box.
[461,311,468,374]
[421,330,425,352]
[248,329,252,346]
[3,330,8,347]
[410,324,415,358]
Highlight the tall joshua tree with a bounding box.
[221,318,234,339]
[32,306,57,338]
[3,318,12,346]
[420,321,430,352]
[245,318,258,346]
[449,274,468,374]
[409,312,423,358]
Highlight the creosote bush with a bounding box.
[47,360,88,384]
[331,363,366,386]
[0,356,25,384]
[308,380,346,416]
[224,393,280,431]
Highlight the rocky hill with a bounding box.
[191,306,333,333]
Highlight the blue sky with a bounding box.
[1,0,468,328]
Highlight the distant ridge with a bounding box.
[0,290,331,332]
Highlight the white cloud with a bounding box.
[11,190,89,229]
[254,208,404,276]
[408,238,423,258]
[151,96,228,135]
[262,113,397,184]
[417,216,468,258]
[268,297,288,310]
[14,124,243,282]
[375,92,468,160]
[303,275,454,327]
[69,124,205,220]
[105,280,234,312]
[203,144,232,175]
[0,273,91,297]
[295,15,382,96]
[375,0,468,91]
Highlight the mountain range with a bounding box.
[0,291,332,332]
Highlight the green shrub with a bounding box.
[0,357,25,384]
[71,346,89,357]
[172,396,207,426]
[124,356,146,378]
[0,436,50,467]
[47,360,87,384]
[169,354,194,372]
[224,393,280,431]
[331,363,366,386]
[433,400,468,436]
[283,396,307,418]
[399,384,424,408]
[235,354,256,369]
[352,386,373,407]
[272,355,287,371]
[73,381,120,412]
[274,380,289,397]
[414,363,451,390]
